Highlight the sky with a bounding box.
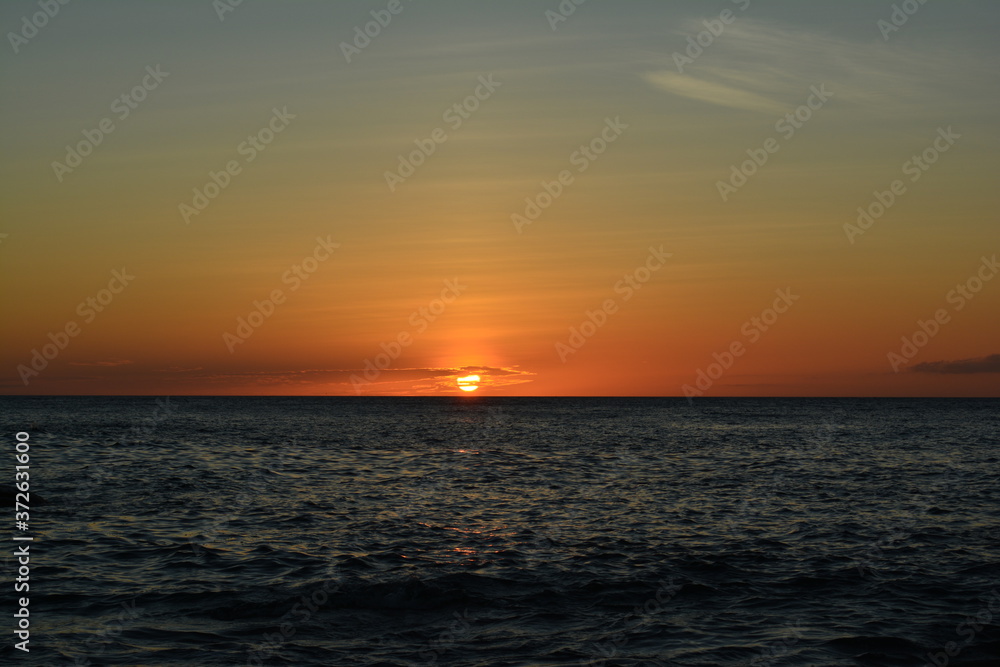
[1,0,998,396]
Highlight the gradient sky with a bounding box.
[2,0,998,396]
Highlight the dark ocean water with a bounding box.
[1,397,999,666]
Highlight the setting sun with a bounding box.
[2,2,998,665]
[456,375,481,392]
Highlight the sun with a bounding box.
[456,374,480,392]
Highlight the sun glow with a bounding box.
[456,374,480,392]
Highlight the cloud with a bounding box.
[337,365,536,394]
[644,71,786,114]
[68,359,132,367]
[145,365,536,393]
[456,366,527,377]
[911,354,1000,374]
[643,18,988,115]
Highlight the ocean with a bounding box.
[1,397,998,666]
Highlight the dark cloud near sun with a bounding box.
[147,366,536,393]
[68,360,133,367]
[455,366,529,377]
[911,354,1000,374]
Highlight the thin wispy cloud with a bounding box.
[643,19,991,115]
[643,71,787,114]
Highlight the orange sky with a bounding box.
[1,1,998,396]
